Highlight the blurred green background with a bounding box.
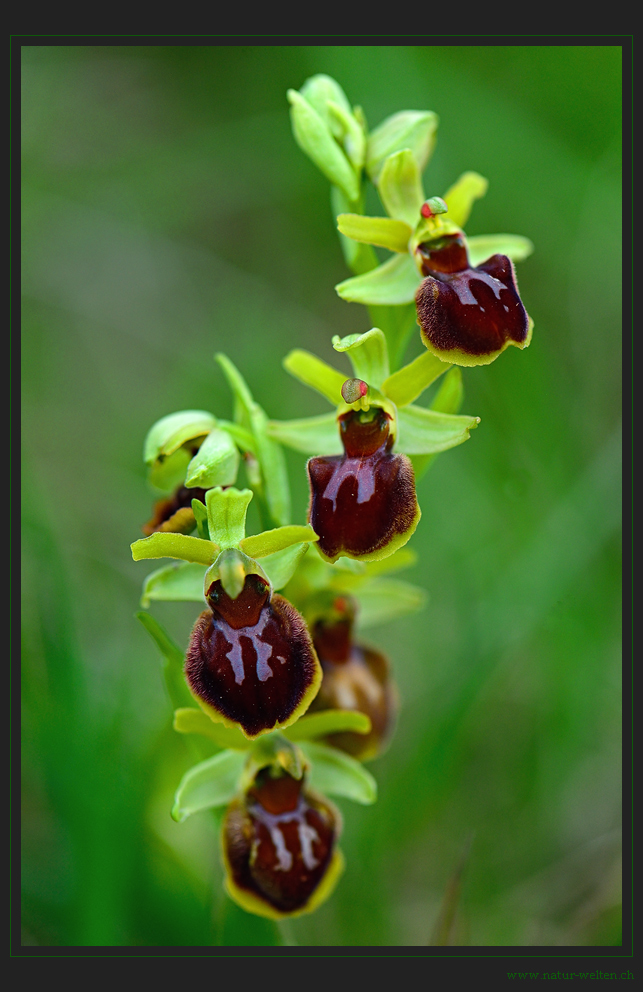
[21,44,622,947]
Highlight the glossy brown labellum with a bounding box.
[223,770,339,914]
[185,575,319,737]
[415,235,529,357]
[308,409,419,562]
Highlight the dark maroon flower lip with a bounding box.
[415,234,531,363]
[185,575,321,738]
[307,408,420,563]
[223,769,341,915]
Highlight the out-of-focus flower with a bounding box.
[222,764,343,919]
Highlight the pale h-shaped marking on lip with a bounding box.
[221,609,287,685]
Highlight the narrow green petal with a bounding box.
[185,427,240,489]
[283,349,346,405]
[443,171,488,228]
[336,253,420,306]
[299,741,377,805]
[466,233,534,267]
[143,410,216,465]
[191,499,210,541]
[332,328,390,387]
[171,750,247,822]
[396,404,480,455]
[205,486,252,548]
[240,524,318,560]
[257,542,310,591]
[354,577,427,630]
[378,149,425,227]
[173,707,250,750]
[140,562,207,607]
[266,412,342,456]
[331,185,380,274]
[336,214,412,253]
[382,350,449,407]
[131,532,218,565]
[284,710,371,741]
[287,89,359,202]
[366,110,438,184]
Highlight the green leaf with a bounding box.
[171,750,247,822]
[266,412,342,456]
[140,561,207,607]
[396,404,480,455]
[443,171,488,228]
[336,214,412,253]
[185,427,240,489]
[284,710,371,741]
[299,741,377,805]
[332,328,390,388]
[378,149,425,227]
[336,253,420,306]
[366,110,438,184]
[136,611,193,711]
[353,577,427,630]
[206,486,252,548]
[287,89,359,202]
[382,350,449,407]
[240,524,318,560]
[283,349,347,405]
[255,542,309,591]
[143,410,217,465]
[131,532,218,565]
[466,233,534,267]
[173,707,250,750]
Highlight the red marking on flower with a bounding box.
[420,201,434,218]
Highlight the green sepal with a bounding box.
[336,214,412,254]
[258,542,310,591]
[366,110,438,184]
[443,171,488,228]
[367,301,418,374]
[215,353,254,430]
[136,611,193,711]
[466,233,534,267]
[332,328,390,388]
[382,350,449,407]
[143,410,217,466]
[171,749,247,822]
[284,709,371,742]
[191,499,209,541]
[283,349,346,405]
[327,100,365,171]
[240,524,318,560]
[205,486,252,548]
[147,446,192,492]
[396,404,480,455]
[266,412,342,456]
[140,561,207,607]
[173,707,250,750]
[287,89,359,202]
[353,577,427,630]
[185,427,240,489]
[298,741,377,805]
[217,420,256,455]
[336,253,420,306]
[378,149,425,227]
[131,532,218,565]
[299,74,353,138]
[431,366,464,415]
